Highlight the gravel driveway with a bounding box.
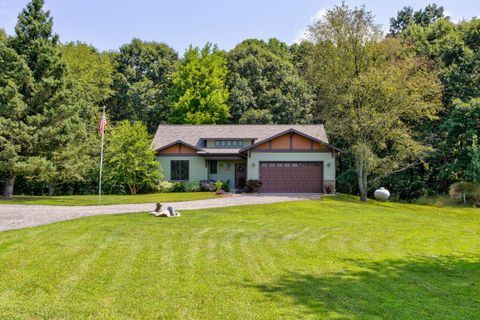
[0,193,318,232]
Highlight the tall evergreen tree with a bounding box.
[0,41,34,197]
[8,0,92,196]
[389,3,445,36]
[169,44,230,124]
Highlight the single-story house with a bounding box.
[152,125,341,193]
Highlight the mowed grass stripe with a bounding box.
[0,192,218,206]
[0,196,479,319]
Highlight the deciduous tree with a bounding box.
[109,39,178,133]
[227,39,314,124]
[103,121,162,194]
[305,4,442,201]
[169,44,230,124]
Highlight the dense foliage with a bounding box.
[169,44,230,124]
[304,4,442,201]
[108,39,178,133]
[1,1,479,201]
[227,39,314,124]
[1,0,92,197]
[103,121,163,194]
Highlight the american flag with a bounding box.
[99,109,107,136]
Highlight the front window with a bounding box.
[214,140,245,148]
[209,160,218,174]
[171,160,189,181]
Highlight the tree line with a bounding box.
[0,0,479,200]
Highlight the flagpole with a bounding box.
[99,106,106,204]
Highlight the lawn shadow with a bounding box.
[252,256,480,319]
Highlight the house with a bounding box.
[152,125,341,193]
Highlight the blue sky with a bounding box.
[1,0,479,53]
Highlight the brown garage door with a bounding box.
[259,162,323,193]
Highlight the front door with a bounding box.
[235,164,247,189]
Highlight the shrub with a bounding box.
[184,181,201,192]
[415,195,463,207]
[215,180,223,191]
[324,182,335,194]
[173,182,186,192]
[222,180,230,192]
[246,180,262,193]
[449,181,480,203]
[158,181,174,192]
[200,180,215,191]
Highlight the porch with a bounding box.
[204,158,247,191]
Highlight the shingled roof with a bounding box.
[152,124,329,151]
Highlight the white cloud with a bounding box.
[444,10,460,23]
[292,8,329,44]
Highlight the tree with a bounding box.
[403,19,480,105]
[9,0,92,196]
[389,3,445,36]
[238,109,273,124]
[108,39,178,133]
[0,29,6,43]
[289,41,315,76]
[0,42,34,197]
[305,4,442,201]
[383,17,480,197]
[169,44,230,124]
[61,42,114,183]
[61,42,113,107]
[413,4,445,27]
[227,39,314,124]
[389,6,414,36]
[439,98,480,184]
[103,121,163,194]
[466,138,480,184]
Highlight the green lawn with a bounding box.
[0,196,478,319]
[0,192,217,206]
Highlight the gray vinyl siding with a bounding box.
[247,152,335,181]
[209,160,245,190]
[157,156,207,181]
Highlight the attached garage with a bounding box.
[259,161,324,193]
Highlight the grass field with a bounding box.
[0,196,478,319]
[0,192,217,206]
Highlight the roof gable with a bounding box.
[239,128,341,152]
[152,125,330,152]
